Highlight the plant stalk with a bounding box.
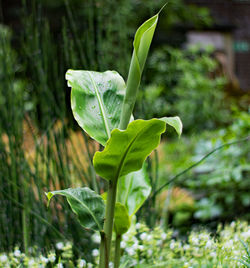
[99,179,118,268]
[114,234,122,268]
[99,231,107,268]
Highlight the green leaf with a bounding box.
[119,13,159,129]
[114,202,130,235]
[93,119,166,181]
[117,164,151,217]
[46,187,105,231]
[100,194,130,235]
[160,116,183,137]
[66,70,126,145]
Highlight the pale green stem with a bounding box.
[114,234,122,268]
[99,179,118,268]
[99,231,107,268]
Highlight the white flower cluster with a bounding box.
[0,221,249,268]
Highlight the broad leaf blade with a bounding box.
[66,70,126,145]
[114,202,130,235]
[117,164,151,217]
[46,187,105,231]
[160,116,183,137]
[93,119,166,181]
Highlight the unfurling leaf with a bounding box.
[46,187,105,231]
[119,13,159,129]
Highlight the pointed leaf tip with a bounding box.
[160,116,182,137]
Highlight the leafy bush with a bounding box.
[189,110,250,221]
[158,110,250,224]
[138,45,230,132]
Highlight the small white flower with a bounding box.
[56,242,64,250]
[138,245,144,251]
[0,255,7,262]
[40,256,49,263]
[126,248,135,256]
[28,259,35,266]
[224,239,234,248]
[230,221,236,228]
[210,252,216,258]
[135,223,141,229]
[183,244,190,250]
[161,232,167,240]
[14,249,21,257]
[191,237,199,245]
[140,232,147,241]
[146,234,152,241]
[132,243,138,251]
[242,230,250,239]
[133,238,139,245]
[79,259,86,267]
[130,260,138,266]
[48,255,56,262]
[170,240,175,249]
[147,249,153,256]
[156,240,162,246]
[92,233,101,244]
[121,241,126,248]
[109,262,114,268]
[92,249,99,257]
[123,235,129,241]
[57,263,63,268]
[87,264,93,268]
[205,240,213,249]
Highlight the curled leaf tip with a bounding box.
[158,2,168,15]
[45,192,54,208]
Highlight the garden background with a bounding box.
[0,0,249,267]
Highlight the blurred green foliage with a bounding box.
[158,110,250,226]
[138,45,230,132]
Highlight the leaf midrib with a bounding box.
[114,122,154,181]
[88,71,111,139]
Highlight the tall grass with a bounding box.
[0,0,132,256]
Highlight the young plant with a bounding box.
[46,9,182,268]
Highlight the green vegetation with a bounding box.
[0,221,249,267]
[0,0,249,267]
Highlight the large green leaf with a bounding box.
[66,70,126,145]
[117,164,151,217]
[114,202,130,235]
[93,119,166,181]
[46,187,105,231]
[119,14,159,129]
